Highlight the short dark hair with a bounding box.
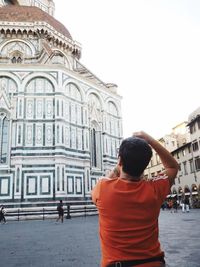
[118,137,152,177]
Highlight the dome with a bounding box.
[0,5,72,39]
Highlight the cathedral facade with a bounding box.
[0,0,123,203]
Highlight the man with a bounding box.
[91,131,178,267]
[56,200,64,223]
[184,196,190,212]
[0,205,7,224]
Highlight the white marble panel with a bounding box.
[1,178,8,194]
[76,177,82,193]
[41,177,49,193]
[77,128,82,150]
[26,99,34,119]
[45,123,53,146]
[71,127,76,149]
[28,178,36,194]
[35,124,43,146]
[46,99,53,119]
[26,124,33,146]
[67,177,74,193]
[71,102,76,123]
[77,105,82,125]
[36,99,43,119]
[17,123,23,146]
[65,125,70,147]
[65,101,69,121]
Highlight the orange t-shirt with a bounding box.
[91,176,170,267]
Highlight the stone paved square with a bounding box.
[0,209,200,267]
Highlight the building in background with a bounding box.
[144,110,200,207]
[0,0,123,205]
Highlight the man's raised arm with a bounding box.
[133,131,179,186]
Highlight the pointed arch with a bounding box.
[0,74,19,92]
[87,92,103,124]
[0,76,18,110]
[0,39,36,57]
[25,77,54,94]
[172,187,177,194]
[63,79,85,101]
[191,184,198,197]
[50,49,72,69]
[86,89,104,109]
[64,82,82,102]
[178,187,183,195]
[107,100,119,116]
[22,73,57,93]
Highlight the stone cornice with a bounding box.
[0,21,82,59]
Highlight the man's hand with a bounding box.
[132,130,179,186]
[132,131,153,144]
[108,165,120,179]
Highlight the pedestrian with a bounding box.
[173,195,178,213]
[168,199,173,213]
[181,197,185,212]
[184,196,190,212]
[161,200,167,211]
[0,205,7,224]
[56,200,64,223]
[91,131,178,267]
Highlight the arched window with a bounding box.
[65,83,82,124]
[11,57,17,63]
[107,101,119,136]
[10,50,23,64]
[11,56,22,64]
[0,77,17,99]
[26,78,54,94]
[17,57,22,63]
[65,83,82,101]
[88,93,101,115]
[51,52,65,65]
[0,112,10,165]
[108,101,118,115]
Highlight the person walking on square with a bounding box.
[0,205,7,224]
[173,195,178,213]
[91,131,178,267]
[168,199,173,212]
[181,196,185,212]
[184,196,190,212]
[56,200,64,223]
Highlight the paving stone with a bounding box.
[0,209,200,266]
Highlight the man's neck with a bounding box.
[119,172,141,182]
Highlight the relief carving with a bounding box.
[88,94,102,123]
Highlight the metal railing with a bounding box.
[4,204,98,221]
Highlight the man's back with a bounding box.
[57,203,63,213]
[92,176,170,267]
[92,132,178,267]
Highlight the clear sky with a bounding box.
[54,0,200,139]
